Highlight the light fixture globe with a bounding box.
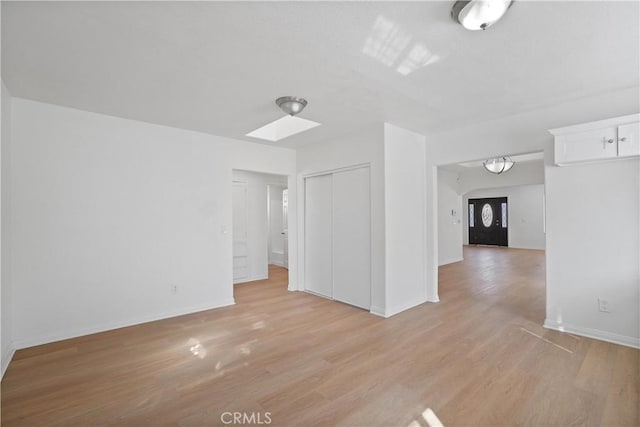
[276,96,308,116]
[483,156,515,174]
[452,0,514,31]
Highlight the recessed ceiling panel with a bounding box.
[246,116,321,142]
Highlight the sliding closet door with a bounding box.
[304,174,333,297]
[332,167,371,309]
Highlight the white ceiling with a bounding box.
[2,1,639,149]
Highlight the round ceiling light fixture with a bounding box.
[276,96,308,116]
[483,156,515,174]
[451,0,514,31]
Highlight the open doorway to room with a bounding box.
[436,151,546,324]
[231,170,289,292]
[267,184,288,269]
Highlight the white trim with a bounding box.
[544,319,640,349]
[270,260,287,268]
[369,305,386,317]
[438,256,463,266]
[301,162,371,180]
[233,275,268,284]
[548,113,640,136]
[13,298,236,350]
[303,289,331,299]
[427,165,440,304]
[381,298,429,318]
[2,346,16,379]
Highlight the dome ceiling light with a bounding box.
[276,96,308,116]
[483,157,515,174]
[451,0,514,31]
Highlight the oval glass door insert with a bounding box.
[481,203,493,227]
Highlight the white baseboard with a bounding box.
[270,261,288,268]
[1,345,16,379]
[509,245,545,251]
[234,275,268,284]
[544,319,640,349]
[269,251,285,267]
[369,305,386,317]
[438,257,463,266]
[371,298,429,318]
[13,298,236,350]
[385,298,429,317]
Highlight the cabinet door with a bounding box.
[617,122,640,158]
[554,126,618,164]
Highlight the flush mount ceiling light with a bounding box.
[275,96,308,116]
[483,156,515,174]
[451,0,514,31]
[247,96,320,142]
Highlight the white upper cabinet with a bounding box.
[617,121,640,158]
[549,114,640,165]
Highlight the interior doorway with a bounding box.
[267,185,288,269]
[436,151,546,321]
[231,170,289,288]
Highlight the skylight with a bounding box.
[246,116,321,142]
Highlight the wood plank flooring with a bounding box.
[2,246,638,426]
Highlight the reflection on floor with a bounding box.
[2,247,637,426]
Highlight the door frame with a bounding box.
[430,152,546,311]
[267,184,288,268]
[230,169,295,293]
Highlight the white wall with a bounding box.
[463,185,545,250]
[437,169,463,266]
[296,126,385,313]
[545,158,639,347]
[232,170,286,282]
[1,80,14,377]
[383,124,428,316]
[9,98,296,348]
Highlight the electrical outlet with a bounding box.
[171,285,178,295]
[598,298,610,313]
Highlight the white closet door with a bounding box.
[332,167,371,309]
[304,174,333,297]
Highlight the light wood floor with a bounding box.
[2,247,638,426]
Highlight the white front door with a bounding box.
[232,181,249,282]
